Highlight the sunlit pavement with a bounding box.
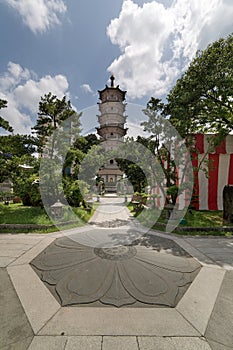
[1,197,233,349]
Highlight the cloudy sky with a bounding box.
[0,0,232,134]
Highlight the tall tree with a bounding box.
[0,99,13,132]
[142,35,233,205]
[141,98,194,205]
[33,93,81,204]
[141,99,179,201]
[33,93,80,155]
[167,33,233,137]
[0,134,37,182]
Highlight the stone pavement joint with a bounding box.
[0,268,34,349]
[7,264,60,334]
[176,266,225,335]
[205,270,233,348]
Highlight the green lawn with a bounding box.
[0,203,52,225]
[179,210,223,227]
[127,203,232,236]
[0,202,96,232]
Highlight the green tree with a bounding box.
[116,158,147,193]
[33,93,79,155]
[141,100,181,203]
[73,134,100,154]
[34,93,81,205]
[62,134,100,206]
[0,134,37,157]
[0,144,40,207]
[13,167,41,206]
[0,99,13,132]
[167,33,233,137]
[0,134,37,184]
[142,97,196,206]
[142,35,233,205]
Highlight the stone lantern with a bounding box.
[51,200,64,219]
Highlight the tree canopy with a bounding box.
[167,33,233,137]
[141,35,233,203]
[0,99,13,132]
[33,93,79,154]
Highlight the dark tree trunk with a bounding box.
[223,185,233,224]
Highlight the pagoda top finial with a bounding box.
[110,75,115,87]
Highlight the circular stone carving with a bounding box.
[94,246,137,261]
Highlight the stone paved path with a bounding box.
[1,197,233,349]
[88,195,133,228]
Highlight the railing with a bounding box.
[98,123,125,128]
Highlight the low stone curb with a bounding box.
[177,226,233,232]
[0,220,79,232]
[152,221,233,234]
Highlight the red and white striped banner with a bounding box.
[193,134,233,210]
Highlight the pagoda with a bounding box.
[96,75,127,192]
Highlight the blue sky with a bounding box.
[0,0,232,135]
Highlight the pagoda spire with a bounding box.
[110,75,115,87]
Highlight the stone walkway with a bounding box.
[1,197,233,349]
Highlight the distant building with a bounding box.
[96,76,127,192]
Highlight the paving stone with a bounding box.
[0,234,44,241]
[184,238,233,267]
[186,238,233,248]
[27,336,67,350]
[175,239,216,266]
[177,266,225,335]
[89,198,131,225]
[0,237,44,245]
[138,337,175,349]
[0,257,16,267]
[7,264,60,334]
[207,339,232,350]
[205,271,233,348]
[102,336,139,350]
[0,249,26,257]
[1,336,33,350]
[38,307,199,336]
[197,247,233,254]
[65,336,102,349]
[9,236,56,266]
[0,268,34,349]
[171,337,212,349]
[0,243,29,251]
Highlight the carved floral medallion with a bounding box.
[31,235,201,307]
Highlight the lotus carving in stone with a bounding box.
[31,236,201,307]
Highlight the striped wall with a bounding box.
[193,134,233,210]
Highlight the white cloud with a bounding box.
[4,0,67,33]
[14,75,69,112]
[0,62,70,134]
[107,0,232,99]
[81,84,94,94]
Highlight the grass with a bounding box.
[0,203,52,225]
[176,209,223,227]
[127,202,232,236]
[158,209,224,227]
[0,202,97,233]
